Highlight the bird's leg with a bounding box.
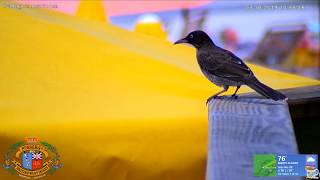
[231,85,241,99]
[206,86,229,105]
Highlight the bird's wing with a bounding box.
[217,48,250,70]
[202,50,253,81]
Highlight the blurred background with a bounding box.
[25,0,319,79]
[112,0,320,79]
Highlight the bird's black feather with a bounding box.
[174,30,287,101]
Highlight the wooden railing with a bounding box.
[205,85,320,180]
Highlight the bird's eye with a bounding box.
[189,34,193,39]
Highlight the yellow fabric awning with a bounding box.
[76,0,107,21]
[0,3,319,180]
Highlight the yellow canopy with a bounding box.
[76,0,107,22]
[0,3,319,180]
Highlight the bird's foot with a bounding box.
[231,94,238,99]
[206,95,217,105]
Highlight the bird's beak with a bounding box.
[174,37,188,45]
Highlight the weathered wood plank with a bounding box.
[241,85,320,153]
[206,97,299,180]
[241,85,320,104]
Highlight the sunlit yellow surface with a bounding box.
[135,22,167,39]
[76,0,107,21]
[0,3,319,180]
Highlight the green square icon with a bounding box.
[254,154,276,177]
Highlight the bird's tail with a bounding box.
[246,78,287,101]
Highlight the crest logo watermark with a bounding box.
[3,137,62,179]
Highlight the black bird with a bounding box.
[174,30,287,104]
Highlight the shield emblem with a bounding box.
[5,137,62,178]
[32,152,43,170]
[22,152,32,170]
